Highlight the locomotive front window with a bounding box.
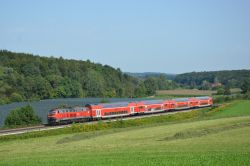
[49,110,56,114]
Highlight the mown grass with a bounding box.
[163,120,250,141]
[0,116,249,166]
[0,100,250,165]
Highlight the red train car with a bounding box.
[188,97,200,108]
[47,96,213,125]
[171,98,190,110]
[47,107,91,124]
[86,102,137,119]
[196,96,213,107]
[139,100,165,114]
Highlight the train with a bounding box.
[47,96,213,125]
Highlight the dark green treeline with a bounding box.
[0,50,175,104]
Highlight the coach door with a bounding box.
[96,109,101,118]
[130,107,135,114]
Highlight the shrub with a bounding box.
[243,91,250,99]
[9,93,24,102]
[216,87,225,95]
[224,86,231,95]
[4,105,41,127]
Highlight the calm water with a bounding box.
[0,98,147,127]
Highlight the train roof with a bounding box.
[88,101,130,108]
[140,100,164,105]
[195,96,210,100]
[173,98,189,102]
[73,107,87,111]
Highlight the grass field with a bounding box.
[0,100,250,166]
[211,100,250,118]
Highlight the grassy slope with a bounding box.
[0,100,250,166]
[212,100,250,118]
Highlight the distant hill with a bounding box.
[125,72,176,80]
[174,70,250,89]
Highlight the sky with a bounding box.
[0,0,250,74]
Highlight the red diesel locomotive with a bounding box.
[47,96,213,125]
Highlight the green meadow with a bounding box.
[0,100,250,166]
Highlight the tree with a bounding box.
[216,87,225,95]
[200,80,210,90]
[134,83,146,97]
[4,105,41,127]
[241,79,250,94]
[224,86,231,95]
[144,77,157,96]
[83,69,105,97]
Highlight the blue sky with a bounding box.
[0,0,249,74]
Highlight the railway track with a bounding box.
[0,125,68,136]
[0,107,208,136]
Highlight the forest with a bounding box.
[0,50,176,105]
[1,50,250,105]
[174,70,250,90]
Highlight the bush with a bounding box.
[216,87,225,95]
[9,93,24,102]
[224,86,231,95]
[4,105,41,127]
[213,94,244,103]
[243,91,250,99]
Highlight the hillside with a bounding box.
[174,70,250,89]
[0,50,178,105]
[0,50,140,104]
